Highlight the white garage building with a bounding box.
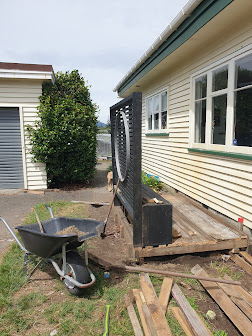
[0,62,54,190]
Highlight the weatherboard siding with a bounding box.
[0,79,47,189]
[141,25,252,229]
[23,106,47,190]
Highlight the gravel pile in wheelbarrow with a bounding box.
[55,225,88,237]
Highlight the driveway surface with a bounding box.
[0,161,111,257]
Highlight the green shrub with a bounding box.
[27,70,98,186]
[106,164,113,172]
[141,171,163,192]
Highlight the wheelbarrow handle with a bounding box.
[45,204,54,219]
[0,217,27,253]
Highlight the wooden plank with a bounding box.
[115,207,133,240]
[232,254,252,276]
[191,265,252,336]
[194,311,213,336]
[217,282,252,321]
[223,274,252,309]
[235,286,252,307]
[132,289,151,336]
[139,273,172,336]
[171,307,194,336]
[172,283,210,336]
[136,238,247,258]
[158,278,173,314]
[239,251,252,265]
[125,294,144,336]
[142,304,158,336]
[172,207,213,242]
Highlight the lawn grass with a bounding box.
[24,201,89,225]
[0,201,229,335]
[0,201,138,335]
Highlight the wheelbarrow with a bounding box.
[0,204,104,296]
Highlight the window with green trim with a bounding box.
[146,89,168,133]
[191,48,252,155]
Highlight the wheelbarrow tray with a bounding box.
[16,217,104,259]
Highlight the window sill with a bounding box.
[145,133,169,137]
[188,148,252,161]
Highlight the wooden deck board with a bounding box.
[114,190,248,259]
[163,194,241,240]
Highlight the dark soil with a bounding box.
[55,226,88,236]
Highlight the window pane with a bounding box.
[195,100,206,143]
[236,54,252,89]
[154,113,159,130]
[195,75,207,100]
[147,98,152,115]
[212,66,228,92]
[234,87,252,147]
[148,115,152,130]
[212,94,227,145]
[161,92,167,111]
[153,95,159,112]
[161,111,167,129]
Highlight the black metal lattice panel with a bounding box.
[110,92,142,246]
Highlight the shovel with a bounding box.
[101,178,120,238]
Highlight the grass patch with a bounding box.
[0,243,26,308]
[210,261,244,281]
[0,291,48,335]
[24,201,88,225]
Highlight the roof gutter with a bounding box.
[113,0,203,93]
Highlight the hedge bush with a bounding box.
[27,70,98,186]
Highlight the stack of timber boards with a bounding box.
[191,265,252,336]
[231,251,252,276]
[134,192,248,259]
[125,272,213,335]
[125,269,252,335]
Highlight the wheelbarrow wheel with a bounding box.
[62,251,91,296]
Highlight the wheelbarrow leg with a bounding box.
[23,252,43,278]
[84,240,88,266]
[62,243,68,275]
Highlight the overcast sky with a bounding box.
[1,0,188,123]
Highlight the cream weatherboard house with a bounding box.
[0,62,54,190]
[114,0,252,232]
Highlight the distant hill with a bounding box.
[97,121,107,128]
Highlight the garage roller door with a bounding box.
[0,107,24,189]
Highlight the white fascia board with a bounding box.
[0,69,55,82]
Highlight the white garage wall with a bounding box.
[0,79,47,190]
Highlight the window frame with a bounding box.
[145,87,169,135]
[189,45,252,155]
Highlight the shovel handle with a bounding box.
[102,178,120,236]
[34,209,44,233]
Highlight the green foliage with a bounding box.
[141,171,163,192]
[27,70,98,186]
[106,164,113,172]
